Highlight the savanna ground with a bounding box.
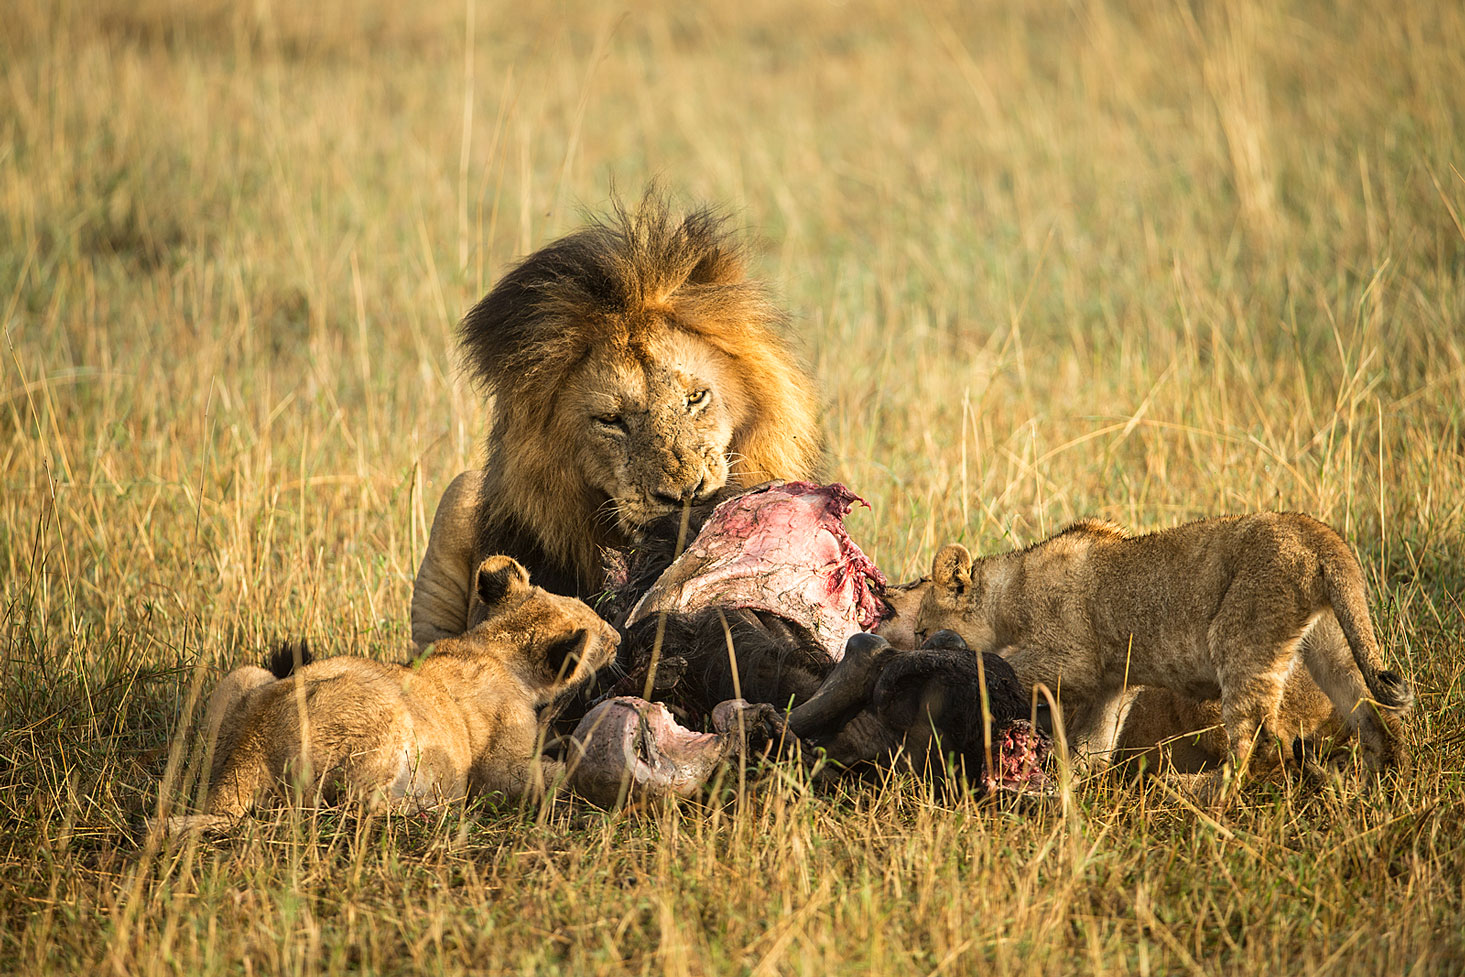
[3,0,1464,973]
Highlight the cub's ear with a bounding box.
[930,544,973,596]
[543,629,590,679]
[475,556,531,610]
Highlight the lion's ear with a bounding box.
[475,556,530,610]
[930,544,973,596]
[543,629,590,679]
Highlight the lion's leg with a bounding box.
[410,470,485,650]
[1212,645,1295,782]
[162,813,238,835]
[1208,567,1318,785]
[1167,693,1283,806]
[272,683,436,813]
[211,677,385,813]
[370,735,474,814]
[335,730,415,811]
[1108,689,1174,778]
[199,724,273,824]
[470,754,569,804]
[1110,689,1227,777]
[155,668,277,836]
[1297,611,1404,771]
[1166,669,1288,804]
[1078,688,1129,770]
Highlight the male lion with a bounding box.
[161,557,618,834]
[411,193,822,648]
[913,514,1413,784]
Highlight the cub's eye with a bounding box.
[686,389,711,411]
[594,413,626,432]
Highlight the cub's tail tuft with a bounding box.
[1373,668,1415,714]
[266,640,313,679]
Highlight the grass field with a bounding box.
[4,0,1465,972]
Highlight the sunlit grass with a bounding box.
[3,0,1464,972]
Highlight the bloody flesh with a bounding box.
[986,719,1054,796]
[625,482,891,660]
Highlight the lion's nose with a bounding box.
[651,476,705,507]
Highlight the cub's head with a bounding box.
[458,190,823,581]
[874,576,934,650]
[467,556,619,698]
[913,543,992,649]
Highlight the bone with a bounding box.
[567,696,770,807]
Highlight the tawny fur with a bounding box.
[160,557,619,835]
[913,513,1413,783]
[450,190,822,601]
[873,576,929,651]
[882,569,1346,775]
[1108,619,1348,777]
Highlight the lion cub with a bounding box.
[162,556,618,834]
[914,514,1413,781]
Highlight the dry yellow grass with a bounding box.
[3,0,1464,973]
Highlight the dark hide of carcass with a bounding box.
[548,604,837,742]
[615,608,834,719]
[787,631,1053,793]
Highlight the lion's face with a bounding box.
[566,327,746,537]
[460,194,825,589]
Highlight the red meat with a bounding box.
[625,482,891,660]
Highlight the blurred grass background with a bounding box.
[3,0,1463,973]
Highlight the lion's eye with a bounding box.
[594,413,626,433]
[686,389,710,411]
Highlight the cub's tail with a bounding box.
[266,640,314,680]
